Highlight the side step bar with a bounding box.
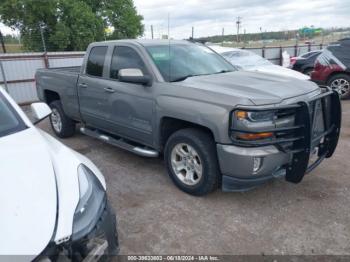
[80,127,159,158]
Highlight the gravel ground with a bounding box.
[33,100,350,255]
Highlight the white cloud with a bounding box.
[134,0,350,39]
[1,0,349,40]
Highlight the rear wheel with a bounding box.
[49,100,76,138]
[328,74,350,99]
[164,128,220,196]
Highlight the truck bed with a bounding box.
[36,66,82,120]
[38,66,81,74]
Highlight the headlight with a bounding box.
[232,109,276,141]
[72,164,106,241]
[235,110,275,122]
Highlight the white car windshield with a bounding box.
[0,93,26,137]
[221,50,272,69]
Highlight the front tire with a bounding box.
[49,100,76,138]
[164,128,220,196]
[328,74,350,99]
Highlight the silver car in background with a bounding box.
[210,46,310,80]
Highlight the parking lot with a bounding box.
[35,100,350,255]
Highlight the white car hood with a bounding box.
[0,128,57,257]
[248,64,310,80]
[0,126,106,259]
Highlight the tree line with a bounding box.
[0,0,144,51]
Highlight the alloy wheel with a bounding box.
[51,108,62,133]
[170,143,203,186]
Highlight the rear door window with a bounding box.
[110,46,147,79]
[86,46,108,77]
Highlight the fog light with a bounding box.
[253,157,263,174]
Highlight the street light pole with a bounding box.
[39,24,47,52]
[0,30,6,53]
[236,17,242,43]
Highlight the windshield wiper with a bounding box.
[213,69,232,74]
[170,74,198,82]
[170,70,232,82]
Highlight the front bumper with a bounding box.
[76,200,119,260]
[217,144,289,191]
[37,200,119,261]
[219,89,341,191]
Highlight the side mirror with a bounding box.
[30,102,52,124]
[118,68,152,86]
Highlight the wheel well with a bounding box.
[327,71,350,83]
[44,90,60,105]
[160,117,215,150]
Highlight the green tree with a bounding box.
[102,0,144,39]
[0,0,144,51]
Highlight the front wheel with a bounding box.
[164,128,220,196]
[328,74,350,99]
[49,100,76,138]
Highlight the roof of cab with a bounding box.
[89,39,193,47]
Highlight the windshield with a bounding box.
[221,50,272,69]
[0,92,26,138]
[301,51,321,58]
[145,43,235,82]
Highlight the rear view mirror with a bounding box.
[118,68,152,86]
[31,102,52,124]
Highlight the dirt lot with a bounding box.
[36,101,350,255]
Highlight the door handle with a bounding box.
[79,83,88,88]
[104,87,115,93]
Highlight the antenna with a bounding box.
[168,13,171,81]
[167,13,170,39]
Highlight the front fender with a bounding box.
[155,95,234,145]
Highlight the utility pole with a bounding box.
[243,29,246,45]
[236,17,242,43]
[151,25,154,39]
[39,24,47,52]
[0,30,6,53]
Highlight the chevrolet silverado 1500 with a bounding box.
[36,40,341,196]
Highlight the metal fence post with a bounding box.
[0,60,9,92]
[279,46,283,66]
[43,52,50,68]
[262,46,265,58]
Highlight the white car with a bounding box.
[0,87,118,261]
[209,46,310,80]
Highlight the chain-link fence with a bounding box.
[0,51,84,103]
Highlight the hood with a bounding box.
[249,64,310,80]
[179,71,318,105]
[0,128,57,258]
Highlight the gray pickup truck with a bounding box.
[36,40,341,196]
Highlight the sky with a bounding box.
[134,0,350,39]
[1,0,349,39]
